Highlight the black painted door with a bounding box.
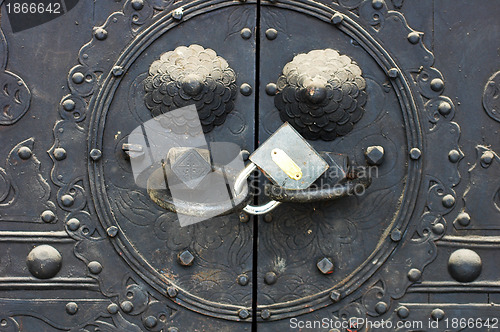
[0,1,499,331]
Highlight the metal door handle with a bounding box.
[264,173,371,203]
[234,160,370,214]
[147,163,252,218]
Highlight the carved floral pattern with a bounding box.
[0,29,31,125]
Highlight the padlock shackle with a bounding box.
[234,162,282,215]
[234,162,257,195]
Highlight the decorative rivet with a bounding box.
[430,78,444,92]
[397,306,410,319]
[112,66,124,77]
[264,213,273,223]
[264,271,277,285]
[387,68,399,78]
[375,301,388,314]
[53,148,67,161]
[265,83,277,96]
[131,0,144,10]
[72,72,85,84]
[61,194,75,207]
[66,302,78,315]
[448,249,482,282]
[265,28,278,40]
[238,274,249,286]
[330,290,341,303]
[407,268,422,282]
[62,99,75,111]
[432,223,445,235]
[144,315,158,328]
[438,101,452,115]
[41,210,56,223]
[167,286,178,298]
[431,308,445,321]
[94,28,108,40]
[107,303,119,314]
[238,309,250,319]
[107,226,118,237]
[172,8,183,20]
[240,28,252,39]
[261,309,271,320]
[442,194,455,208]
[371,0,384,10]
[241,150,250,161]
[330,13,343,25]
[67,218,81,231]
[448,150,460,163]
[90,149,102,161]
[407,32,420,44]
[178,250,195,266]
[239,211,250,223]
[240,83,253,96]
[391,229,402,241]
[410,148,421,160]
[317,257,334,275]
[481,151,494,165]
[168,328,179,332]
[456,212,470,226]
[120,300,134,313]
[365,146,385,166]
[18,146,32,160]
[88,261,103,274]
[26,245,62,279]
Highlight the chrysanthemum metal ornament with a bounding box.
[143,44,238,133]
[275,49,367,140]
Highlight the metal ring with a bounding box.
[243,200,282,215]
[234,162,282,215]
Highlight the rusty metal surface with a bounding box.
[0,0,499,331]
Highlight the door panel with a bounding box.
[257,0,408,308]
[0,1,256,331]
[256,0,500,330]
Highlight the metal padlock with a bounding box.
[235,122,330,214]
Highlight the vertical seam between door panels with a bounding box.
[252,1,262,331]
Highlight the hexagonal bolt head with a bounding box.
[177,250,195,266]
[365,146,385,166]
[330,290,341,303]
[317,257,334,275]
